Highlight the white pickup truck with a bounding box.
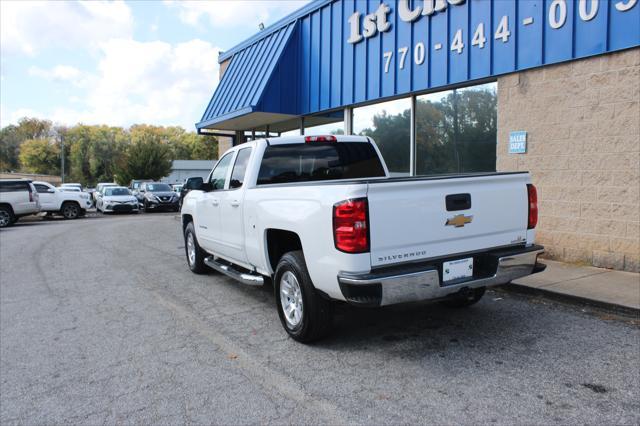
[181,135,545,342]
[33,181,92,219]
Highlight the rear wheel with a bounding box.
[184,222,206,274]
[441,287,486,308]
[61,202,80,220]
[0,206,14,228]
[275,251,333,343]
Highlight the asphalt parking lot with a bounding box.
[1,213,639,425]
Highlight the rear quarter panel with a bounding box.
[244,183,370,300]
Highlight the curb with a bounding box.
[498,283,640,318]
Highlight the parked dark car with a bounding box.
[139,182,180,212]
[178,177,204,208]
[129,179,152,205]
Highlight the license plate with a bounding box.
[443,257,473,283]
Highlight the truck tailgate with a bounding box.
[366,173,530,268]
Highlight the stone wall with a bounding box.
[497,48,640,272]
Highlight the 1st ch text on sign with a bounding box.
[348,0,465,44]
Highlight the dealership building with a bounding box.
[197,0,639,272]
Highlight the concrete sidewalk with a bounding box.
[507,259,640,315]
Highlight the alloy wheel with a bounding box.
[280,271,304,328]
[63,204,79,219]
[0,210,10,227]
[186,232,196,266]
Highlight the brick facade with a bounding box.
[497,48,640,272]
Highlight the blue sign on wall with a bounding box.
[200,0,640,129]
[509,131,528,154]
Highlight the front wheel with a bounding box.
[61,202,80,220]
[275,251,333,343]
[184,222,206,274]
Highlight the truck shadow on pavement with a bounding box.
[216,274,541,352]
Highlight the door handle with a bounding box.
[211,199,219,206]
[230,200,240,207]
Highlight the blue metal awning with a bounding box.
[197,21,299,131]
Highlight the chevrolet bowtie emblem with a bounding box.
[445,214,473,228]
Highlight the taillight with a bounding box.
[333,198,369,253]
[305,135,337,143]
[527,184,538,229]
[29,190,34,202]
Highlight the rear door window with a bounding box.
[257,142,385,185]
[0,181,29,192]
[229,148,252,189]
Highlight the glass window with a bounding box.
[105,188,131,196]
[230,148,252,189]
[257,142,385,185]
[34,184,50,193]
[280,128,301,137]
[304,110,344,136]
[353,98,411,176]
[209,152,234,190]
[0,181,29,192]
[146,183,172,192]
[416,83,497,176]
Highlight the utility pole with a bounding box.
[60,134,65,184]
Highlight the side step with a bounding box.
[204,256,264,286]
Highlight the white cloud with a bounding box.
[28,65,82,82]
[0,0,132,55]
[15,38,222,129]
[165,0,309,30]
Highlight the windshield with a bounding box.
[105,188,131,196]
[146,183,172,192]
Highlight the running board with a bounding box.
[204,256,264,286]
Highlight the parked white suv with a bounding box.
[0,179,41,227]
[33,181,92,220]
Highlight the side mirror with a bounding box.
[201,182,213,192]
[185,177,204,190]
[47,188,56,193]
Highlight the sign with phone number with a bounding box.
[349,0,638,79]
[294,0,639,114]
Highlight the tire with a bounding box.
[61,202,80,220]
[184,221,206,274]
[0,206,14,228]
[275,251,333,343]
[441,287,486,308]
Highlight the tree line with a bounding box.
[0,118,218,186]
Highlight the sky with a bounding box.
[0,0,309,131]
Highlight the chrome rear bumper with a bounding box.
[338,246,545,307]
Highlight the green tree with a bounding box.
[0,125,22,171]
[116,126,172,184]
[359,109,411,173]
[18,138,60,175]
[0,118,53,171]
[177,132,218,160]
[64,125,128,185]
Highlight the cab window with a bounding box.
[209,153,234,190]
[229,148,252,189]
[34,184,51,193]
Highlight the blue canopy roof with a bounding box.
[197,22,298,131]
